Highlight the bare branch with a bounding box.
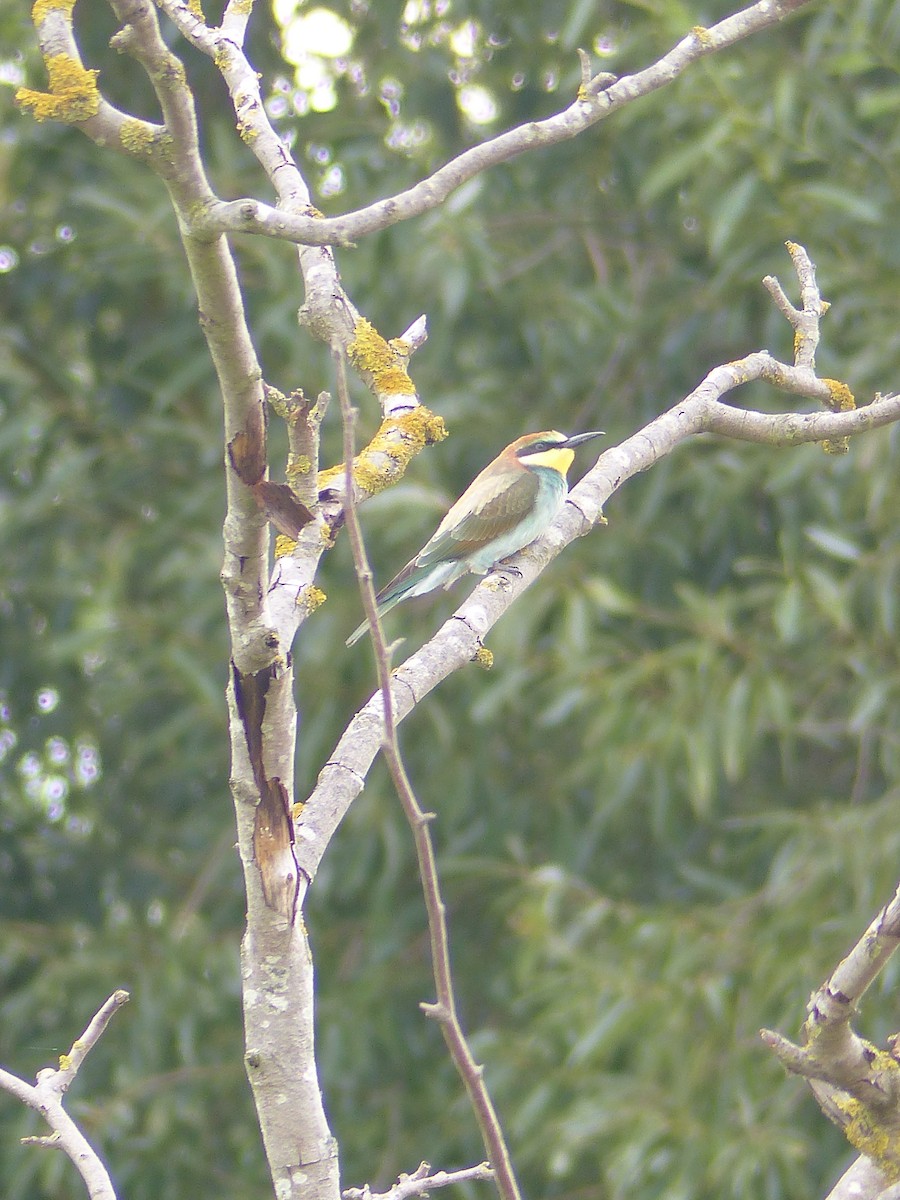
[15,15,437,1190]
[761,880,900,1186]
[206,0,823,247]
[824,1157,891,1200]
[20,0,437,583]
[398,315,429,354]
[45,0,271,665]
[343,1161,495,1200]
[333,347,522,1200]
[0,992,129,1200]
[150,0,433,441]
[812,884,900,1016]
[59,989,131,1081]
[577,48,593,95]
[153,0,313,211]
[761,878,900,1087]
[221,0,253,46]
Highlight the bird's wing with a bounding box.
[415,468,541,568]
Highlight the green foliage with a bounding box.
[3,2,900,1199]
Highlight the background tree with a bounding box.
[2,1,900,1199]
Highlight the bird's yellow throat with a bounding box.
[518,446,576,475]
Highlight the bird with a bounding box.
[346,429,604,646]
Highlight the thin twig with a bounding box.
[59,989,130,1081]
[343,1160,495,1200]
[332,345,522,1200]
[762,241,825,372]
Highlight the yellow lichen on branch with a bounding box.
[821,378,855,456]
[835,1092,900,1182]
[318,408,447,499]
[348,318,415,396]
[287,456,312,480]
[300,586,326,613]
[16,53,100,124]
[120,117,166,158]
[823,379,856,413]
[274,534,298,559]
[31,0,77,22]
[472,647,494,670]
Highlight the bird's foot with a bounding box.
[486,560,522,589]
[491,558,523,579]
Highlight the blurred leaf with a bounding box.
[709,174,757,259]
[804,525,864,561]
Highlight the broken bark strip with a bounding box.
[232,662,300,920]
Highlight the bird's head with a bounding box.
[508,429,605,477]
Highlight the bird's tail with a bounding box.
[345,560,461,647]
[345,587,408,647]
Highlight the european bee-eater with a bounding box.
[346,429,604,646]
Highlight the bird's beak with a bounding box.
[563,431,605,448]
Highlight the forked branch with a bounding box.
[0,990,129,1200]
[761,880,900,1196]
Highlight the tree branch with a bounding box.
[15,9,450,1190]
[333,347,521,1200]
[19,0,444,661]
[152,0,413,399]
[0,991,129,1200]
[295,244,900,887]
[205,0,822,247]
[23,5,340,1194]
[761,879,900,1186]
[823,1156,892,1200]
[343,1160,495,1200]
[147,0,452,651]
